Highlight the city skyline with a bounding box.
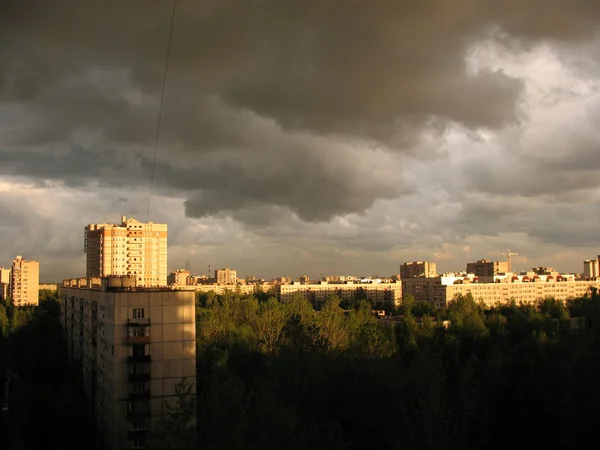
[2,2,600,281]
[0,223,597,283]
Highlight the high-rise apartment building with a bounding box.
[399,261,437,279]
[60,276,196,450]
[466,259,509,277]
[0,267,11,301]
[10,256,39,305]
[215,268,237,285]
[583,259,599,279]
[85,216,168,286]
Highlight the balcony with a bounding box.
[128,373,151,383]
[127,355,152,363]
[127,318,150,326]
[127,409,151,420]
[127,335,151,345]
[128,429,149,439]
[128,390,151,400]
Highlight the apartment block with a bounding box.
[583,259,598,279]
[60,276,196,450]
[39,283,59,291]
[399,261,437,279]
[10,256,40,306]
[466,259,509,277]
[276,281,402,307]
[0,267,10,302]
[174,283,273,297]
[0,283,8,303]
[436,279,600,309]
[167,269,190,287]
[85,216,168,286]
[214,268,237,285]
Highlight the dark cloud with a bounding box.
[1,0,600,229]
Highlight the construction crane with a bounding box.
[488,249,519,272]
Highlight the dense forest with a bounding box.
[2,288,600,449]
[195,289,600,450]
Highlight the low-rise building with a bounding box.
[403,272,597,309]
[276,281,402,307]
[39,283,59,291]
[167,269,190,286]
[399,261,437,279]
[436,279,600,309]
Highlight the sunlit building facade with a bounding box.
[215,268,237,285]
[583,259,598,279]
[60,276,196,450]
[466,259,509,277]
[85,216,168,286]
[10,256,40,306]
[399,261,437,279]
[276,281,402,307]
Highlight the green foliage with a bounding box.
[447,293,488,338]
[147,377,197,450]
[0,303,8,337]
[38,289,59,303]
[2,302,101,449]
[196,290,600,450]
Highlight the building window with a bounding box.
[130,363,151,376]
[133,308,145,319]
[131,326,147,337]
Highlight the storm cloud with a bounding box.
[1,0,600,279]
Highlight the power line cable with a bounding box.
[146,0,178,222]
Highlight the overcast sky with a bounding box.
[1,1,600,282]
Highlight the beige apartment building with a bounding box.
[403,272,600,309]
[215,268,237,285]
[0,267,10,302]
[39,283,59,291]
[60,276,196,450]
[583,259,599,279]
[466,259,509,277]
[399,261,437,279]
[436,279,600,309]
[85,216,168,286]
[175,283,273,297]
[276,281,402,307]
[10,256,40,306]
[167,269,190,287]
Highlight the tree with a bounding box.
[0,303,8,337]
[147,377,197,450]
[251,297,288,353]
[317,296,349,350]
[352,322,396,359]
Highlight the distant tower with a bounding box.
[584,259,599,279]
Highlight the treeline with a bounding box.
[0,292,100,450]
[196,290,600,450]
